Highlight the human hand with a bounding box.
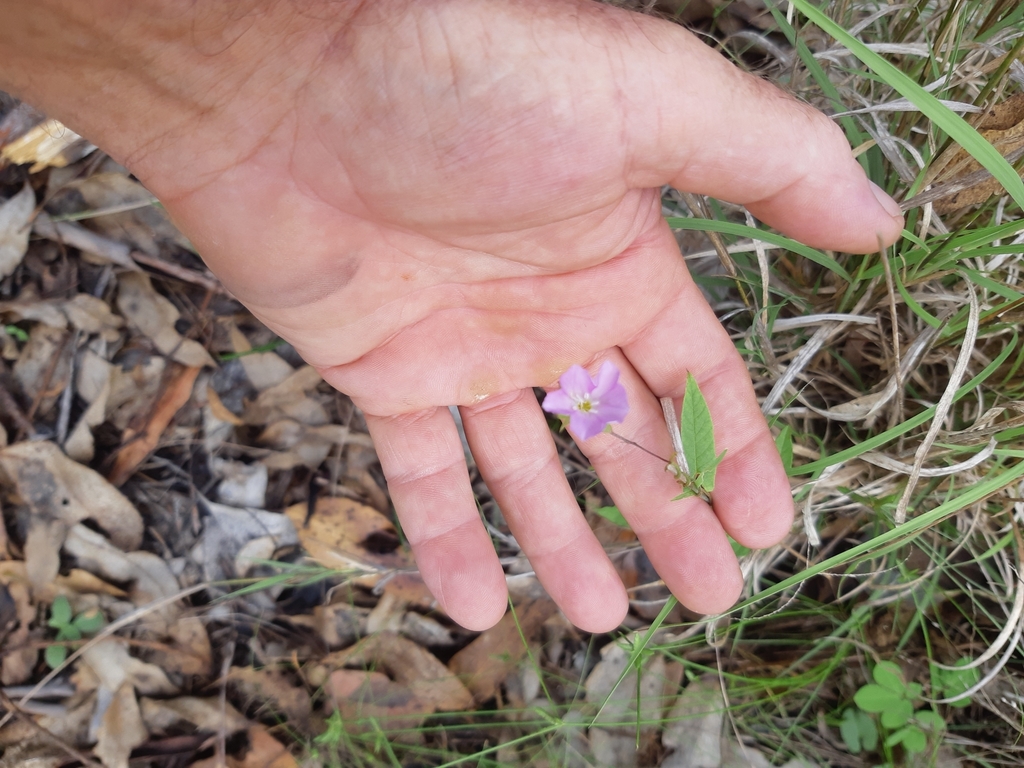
[0,0,903,631]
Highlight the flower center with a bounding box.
[573,395,596,413]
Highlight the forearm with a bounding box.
[0,0,352,184]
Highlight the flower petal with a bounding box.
[590,361,620,400]
[541,388,576,415]
[558,365,595,398]
[569,410,608,440]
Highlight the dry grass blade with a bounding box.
[860,437,997,477]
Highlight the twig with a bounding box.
[130,250,229,296]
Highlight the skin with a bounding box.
[0,0,903,632]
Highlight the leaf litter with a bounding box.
[3,2,1024,766]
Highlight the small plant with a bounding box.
[847,660,945,757]
[45,595,105,669]
[666,373,727,499]
[931,657,980,707]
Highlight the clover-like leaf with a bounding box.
[57,624,82,642]
[45,643,67,670]
[854,684,903,713]
[840,708,878,754]
[73,609,105,635]
[880,698,914,729]
[872,660,906,694]
[914,709,946,732]
[933,658,980,707]
[886,724,928,753]
[48,595,72,628]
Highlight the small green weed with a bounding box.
[847,661,945,759]
[45,595,104,669]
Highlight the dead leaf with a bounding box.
[64,349,113,462]
[82,639,178,697]
[0,118,92,172]
[116,272,215,368]
[106,355,165,431]
[661,676,725,768]
[322,631,473,712]
[285,497,413,573]
[213,458,268,508]
[108,364,200,486]
[0,564,36,685]
[229,322,294,391]
[0,185,35,280]
[448,598,557,703]
[53,172,184,257]
[260,420,367,470]
[148,615,213,677]
[94,682,148,768]
[326,669,429,735]
[926,92,1024,213]
[244,366,327,426]
[228,666,315,736]
[13,324,69,415]
[190,499,299,584]
[64,524,181,631]
[0,441,144,594]
[228,726,298,768]
[139,695,248,735]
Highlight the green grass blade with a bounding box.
[787,0,1024,212]
[666,217,851,282]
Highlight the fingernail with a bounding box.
[869,180,903,218]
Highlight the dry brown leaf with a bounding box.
[54,172,185,257]
[228,726,298,768]
[108,364,201,486]
[0,564,36,685]
[94,682,148,768]
[326,669,429,735]
[148,615,213,677]
[0,185,35,280]
[0,118,91,171]
[228,666,315,736]
[64,349,113,462]
[244,366,327,426]
[55,568,127,598]
[228,322,294,391]
[259,420,359,470]
[927,92,1024,213]
[106,355,165,430]
[448,598,557,703]
[82,639,178,696]
[0,295,124,341]
[206,384,245,426]
[116,272,215,368]
[139,695,248,735]
[64,525,181,631]
[0,442,144,594]
[190,500,298,583]
[318,631,473,713]
[285,497,414,573]
[13,324,69,415]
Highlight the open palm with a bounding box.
[53,1,903,630]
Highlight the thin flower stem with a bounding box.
[606,429,670,464]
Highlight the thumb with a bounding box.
[620,14,903,253]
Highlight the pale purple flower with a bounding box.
[542,362,629,440]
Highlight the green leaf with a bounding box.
[854,684,903,713]
[58,625,81,642]
[3,325,28,342]
[45,643,67,670]
[49,596,72,628]
[840,709,862,753]
[891,725,927,754]
[593,506,631,529]
[914,709,946,732]
[73,610,105,635]
[933,657,981,707]
[872,661,906,694]
[680,374,718,482]
[787,0,1024,212]
[666,218,852,282]
[905,681,923,700]
[880,698,914,729]
[775,426,793,473]
[857,710,878,753]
